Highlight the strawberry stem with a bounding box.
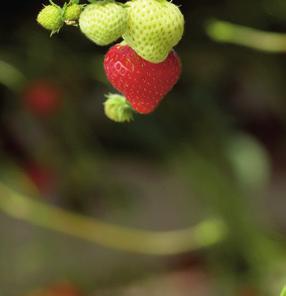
[0,181,227,255]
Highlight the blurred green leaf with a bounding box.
[226,133,270,191]
[0,60,26,91]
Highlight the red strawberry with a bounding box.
[23,80,62,116]
[104,44,181,114]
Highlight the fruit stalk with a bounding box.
[0,181,227,255]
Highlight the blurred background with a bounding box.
[0,0,286,295]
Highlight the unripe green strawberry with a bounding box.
[123,0,184,63]
[37,5,64,33]
[64,3,82,22]
[79,1,128,46]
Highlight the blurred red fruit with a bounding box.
[24,162,56,195]
[23,80,62,116]
[238,286,258,296]
[27,282,81,296]
[44,282,81,296]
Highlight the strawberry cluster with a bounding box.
[37,0,184,122]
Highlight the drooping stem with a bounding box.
[206,19,286,53]
[0,182,227,255]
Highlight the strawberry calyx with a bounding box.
[63,2,84,25]
[104,93,135,123]
[48,0,61,8]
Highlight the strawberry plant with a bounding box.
[36,0,185,122]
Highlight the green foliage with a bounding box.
[226,133,270,191]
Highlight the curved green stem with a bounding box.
[0,60,26,92]
[206,19,286,53]
[0,182,227,255]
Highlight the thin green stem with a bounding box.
[0,60,26,92]
[206,19,286,53]
[0,182,227,255]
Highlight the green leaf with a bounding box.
[280,286,286,296]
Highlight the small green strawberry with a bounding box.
[37,4,64,34]
[79,0,128,46]
[64,3,83,23]
[123,0,184,63]
[104,93,134,122]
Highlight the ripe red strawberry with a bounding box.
[23,80,62,116]
[104,44,181,114]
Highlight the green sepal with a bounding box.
[63,2,83,24]
[104,94,135,123]
[48,0,61,8]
